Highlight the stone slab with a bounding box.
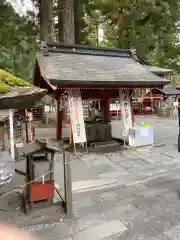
[164,224,180,239]
[117,159,149,169]
[34,222,71,240]
[131,195,169,212]
[94,164,116,174]
[146,177,176,188]
[73,220,127,240]
[115,184,148,199]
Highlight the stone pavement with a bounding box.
[36,115,179,146]
[11,116,180,239]
[111,115,179,145]
[22,116,180,239]
[29,142,180,239]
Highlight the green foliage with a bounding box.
[0,69,32,93]
[0,0,37,81]
[3,0,180,81]
[96,0,180,71]
[74,0,180,73]
[74,0,90,44]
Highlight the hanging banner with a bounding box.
[119,89,132,136]
[68,89,87,143]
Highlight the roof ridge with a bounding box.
[47,42,131,53]
[39,43,132,58]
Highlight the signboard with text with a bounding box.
[68,89,87,144]
[119,89,133,136]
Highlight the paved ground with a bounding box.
[111,115,179,145]
[1,116,180,239]
[25,116,180,240]
[36,115,179,146]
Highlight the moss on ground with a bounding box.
[0,69,32,93]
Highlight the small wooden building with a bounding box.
[0,110,27,151]
[151,85,180,117]
[34,43,170,141]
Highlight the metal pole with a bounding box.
[64,151,73,218]
[9,109,15,159]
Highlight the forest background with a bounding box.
[1,0,180,82]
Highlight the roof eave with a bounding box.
[154,88,180,96]
[151,70,173,74]
[49,79,170,88]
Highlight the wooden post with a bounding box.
[100,100,104,118]
[104,98,110,121]
[27,110,34,142]
[25,109,29,143]
[9,109,15,159]
[150,88,153,112]
[56,97,63,140]
[64,151,73,218]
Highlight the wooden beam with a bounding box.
[81,89,119,99]
[52,83,165,89]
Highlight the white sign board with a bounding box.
[68,89,87,143]
[173,101,178,106]
[119,89,132,136]
[27,112,33,121]
[44,105,49,112]
[140,128,149,137]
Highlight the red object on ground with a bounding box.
[29,180,54,202]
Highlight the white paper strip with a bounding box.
[119,89,133,136]
[68,89,87,143]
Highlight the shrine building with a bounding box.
[33,43,170,142]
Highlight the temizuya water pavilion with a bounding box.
[34,43,170,143]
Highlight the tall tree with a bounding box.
[33,0,54,42]
[0,0,37,80]
[58,0,75,43]
[94,0,180,71]
[74,0,92,44]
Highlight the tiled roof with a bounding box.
[155,85,180,96]
[36,43,170,88]
[0,87,47,110]
[144,66,173,74]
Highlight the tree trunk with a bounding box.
[74,0,82,44]
[39,0,54,43]
[58,0,75,44]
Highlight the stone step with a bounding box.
[90,140,120,148]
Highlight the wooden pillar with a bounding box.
[100,100,104,117]
[9,109,15,159]
[56,96,63,141]
[104,98,110,121]
[25,109,29,143]
[64,151,73,218]
[100,99,110,121]
[150,88,153,111]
